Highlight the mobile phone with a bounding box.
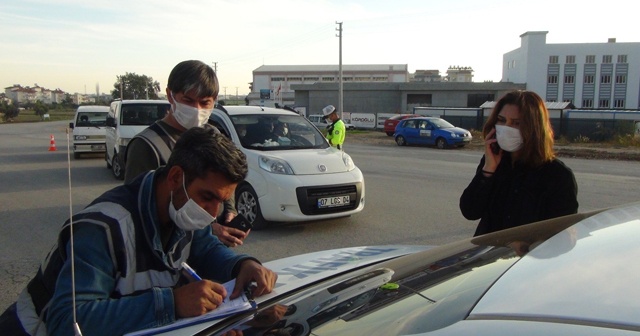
[490,131,501,154]
[224,213,252,232]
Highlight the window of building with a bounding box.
[602,55,612,63]
[343,77,353,81]
[582,99,593,108]
[564,75,575,84]
[584,75,594,84]
[271,77,285,82]
[615,75,627,84]
[563,99,574,104]
[566,55,575,64]
[322,77,334,81]
[614,99,625,108]
[599,99,610,108]
[585,55,595,64]
[617,55,628,63]
[304,77,319,81]
[549,56,559,64]
[372,76,387,81]
[601,75,611,84]
[286,77,302,81]
[548,75,558,84]
[354,77,369,82]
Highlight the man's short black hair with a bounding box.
[167,60,219,99]
[166,127,247,184]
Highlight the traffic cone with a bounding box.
[48,134,57,151]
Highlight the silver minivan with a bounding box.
[69,105,110,159]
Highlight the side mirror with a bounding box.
[106,116,116,127]
[69,122,74,129]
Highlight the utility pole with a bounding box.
[235,87,238,101]
[336,21,343,119]
[212,62,217,73]
[223,87,227,101]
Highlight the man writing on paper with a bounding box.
[0,127,277,335]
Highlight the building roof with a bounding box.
[254,64,408,73]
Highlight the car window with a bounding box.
[404,120,417,128]
[120,104,169,125]
[230,114,329,150]
[76,112,108,127]
[431,118,455,129]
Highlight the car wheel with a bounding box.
[436,137,447,149]
[395,135,407,146]
[386,132,393,136]
[111,152,124,180]
[106,152,112,169]
[236,184,267,230]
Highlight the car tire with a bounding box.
[111,152,124,180]
[236,184,267,230]
[105,152,112,169]
[386,132,393,136]
[395,135,407,146]
[436,137,447,149]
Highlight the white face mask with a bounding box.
[169,173,216,231]
[495,125,524,152]
[171,93,213,129]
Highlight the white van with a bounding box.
[105,99,171,179]
[68,105,110,159]
[307,114,356,130]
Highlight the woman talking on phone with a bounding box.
[459,90,578,236]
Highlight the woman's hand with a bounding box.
[483,128,502,175]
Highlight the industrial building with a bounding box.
[503,31,640,109]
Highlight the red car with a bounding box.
[383,114,421,136]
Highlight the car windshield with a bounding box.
[431,118,455,129]
[231,114,329,151]
[76,112,108,127]
[120,104,169,126]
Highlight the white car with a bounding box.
[209,106,365,229]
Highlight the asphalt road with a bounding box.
[1,121,639,311]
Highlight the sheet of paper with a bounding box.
[125,279,254,336]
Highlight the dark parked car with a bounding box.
[383,114,421,136]
[133,202,640,336]
[394,117,472,149]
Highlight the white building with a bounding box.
[503,31,640,109]
[249,64,408,106]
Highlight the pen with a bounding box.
[181,262,202,281]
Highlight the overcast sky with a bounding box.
[1,0,637,97]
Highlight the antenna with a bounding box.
[65,128,83,336]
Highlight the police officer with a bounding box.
[322,105,345,149]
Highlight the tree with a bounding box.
[0,101,20,121]
[34,100,49,118]
[111,73,161,100]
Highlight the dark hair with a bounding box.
[483,90,555,167]
[167,60,219,99]
[164,127,247,184]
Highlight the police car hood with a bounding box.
[257,245,432,303]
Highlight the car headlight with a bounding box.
[342,152,355,171]
[116,137,131,147]
[259,155,294,175]
[74,135,87,140]
[450,132,458,138]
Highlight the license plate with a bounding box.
[317,195,350,208]
[91,144,105,150]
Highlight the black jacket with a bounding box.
[460,154,578,236]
